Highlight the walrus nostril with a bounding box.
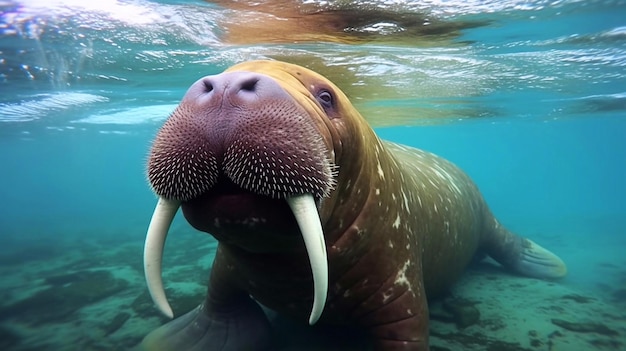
[203,79,214,93]
[238,77,259,92]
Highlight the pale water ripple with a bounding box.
[0,92,108,122]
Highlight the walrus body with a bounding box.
[140,60,566,350]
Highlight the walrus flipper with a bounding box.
[510,238,567,279]
[140,295,271,351]
[484,222,567,279]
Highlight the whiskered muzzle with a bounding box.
[147,71,336,202]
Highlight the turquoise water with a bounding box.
[1,0,625,350]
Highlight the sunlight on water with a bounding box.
[16,0,167,25]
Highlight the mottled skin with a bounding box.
[142,60,566,351]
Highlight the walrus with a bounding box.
[140,60,566,350]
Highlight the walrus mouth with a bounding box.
[144,194,329,325]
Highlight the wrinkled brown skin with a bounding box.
[193,61,503,350]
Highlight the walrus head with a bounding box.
[143,61,369,325]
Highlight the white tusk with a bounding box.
[286,194,328,325]
[144,197,180,319]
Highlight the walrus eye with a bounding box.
[316,90,334,110]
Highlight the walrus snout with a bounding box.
[147,71,336,202]
[184,72,287,111]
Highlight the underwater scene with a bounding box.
[1,0,625,350]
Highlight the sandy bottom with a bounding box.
[0,218,624,351]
